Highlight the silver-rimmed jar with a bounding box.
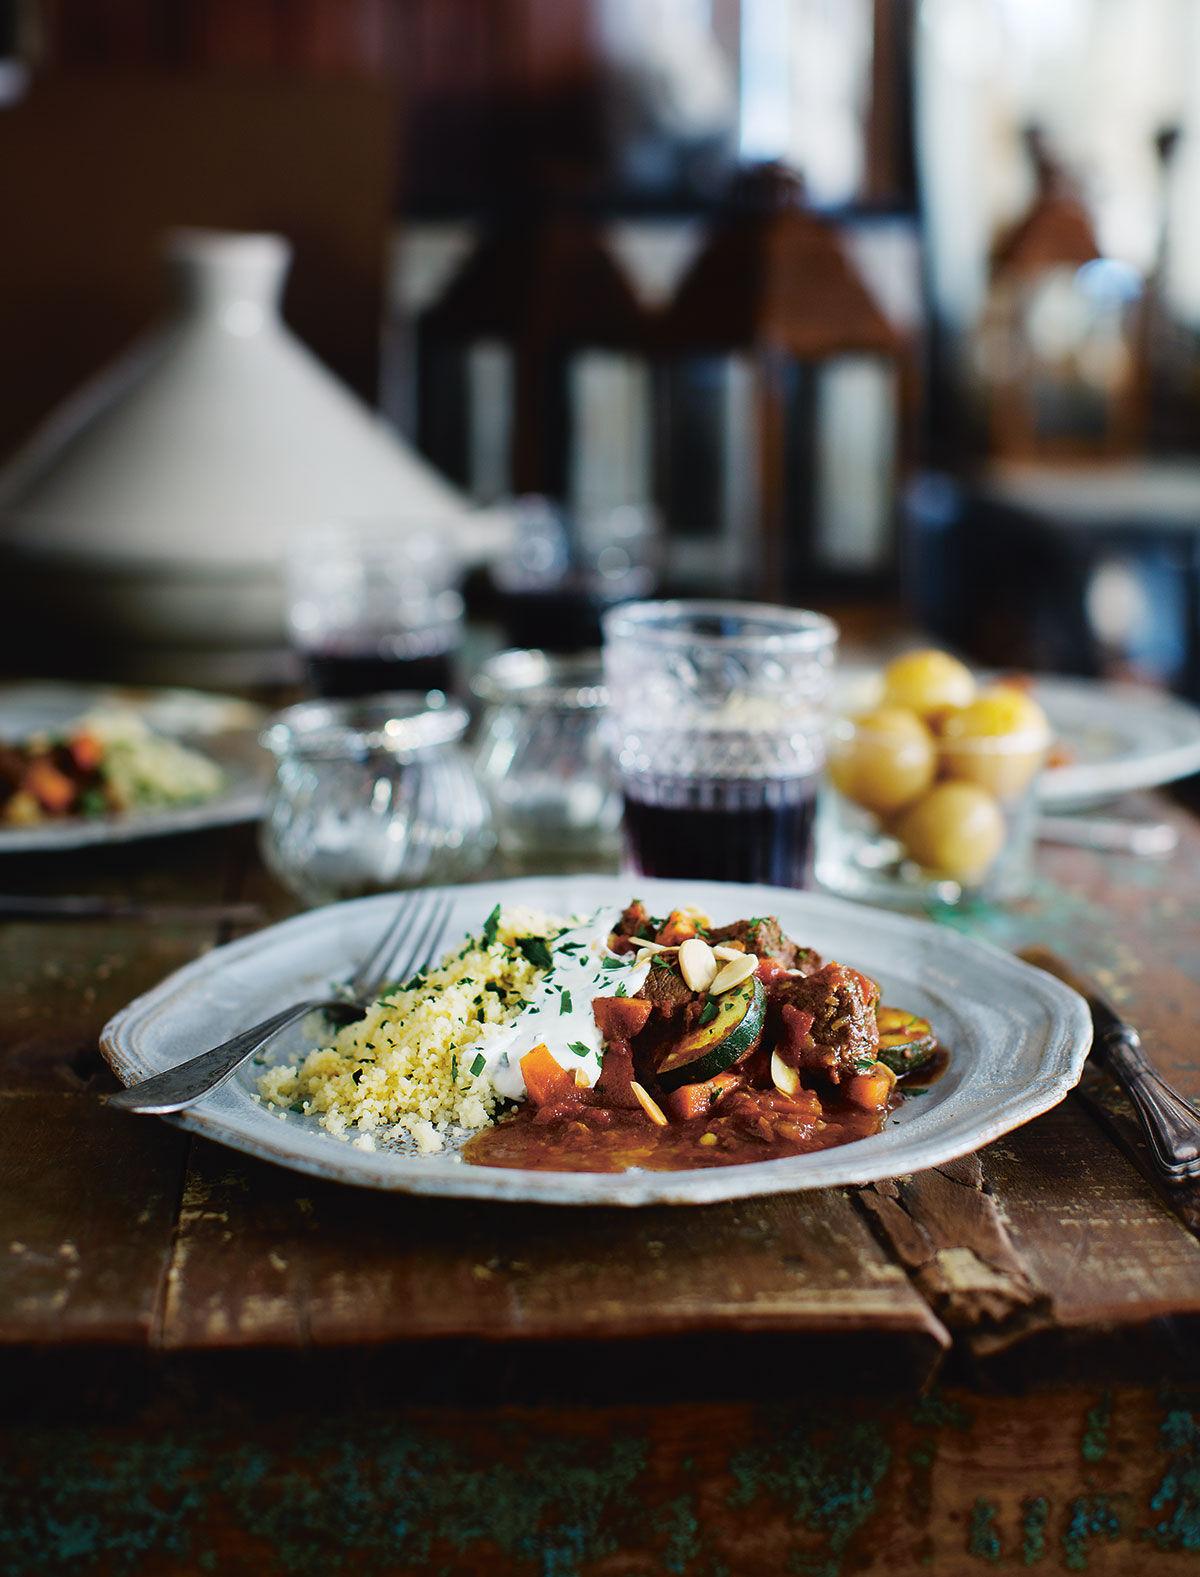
[260,694,492,903]
[471,649,622,867]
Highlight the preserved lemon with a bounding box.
[939,685,1050,799]
[897,782,1005,882]
[828,706,936,816]
[882,649,975,722]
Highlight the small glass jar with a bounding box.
[471,649,622,867]
[260,694,492,904]
[817,714,1048,905]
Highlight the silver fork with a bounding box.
[107,891,455,1115]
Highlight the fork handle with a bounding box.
[106,999,328,1115]
[1097,1025,1200,1182]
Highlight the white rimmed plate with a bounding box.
[101,875,1091,1206]
[0,681,268,852]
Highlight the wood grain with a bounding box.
[0,1093,187,1345]
[159,1137,949,1361]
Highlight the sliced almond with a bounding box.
[629,1080,669,1127]
[770,1049,801,1097]
[677,936,718,993]
[709,953,759,995]
[712,943,747,961]
[633,937,678,954]
[634,949,655,970]
[574,1067,590,1089]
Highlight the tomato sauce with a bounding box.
[463,1097,890,1174]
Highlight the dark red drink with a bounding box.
[622,774,819,889]
[305,640,455,699]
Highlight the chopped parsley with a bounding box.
[352,1069,363,1085]
[854,1058,876,1073]
[450,1054,458,1081]
[698,999,719,1026]
[615,983,628,997]
[567,1041,589,1057]
[516,936,554,971]
[481,904,501,947]
[469,1052,486,1077]
[601,956,625,970]
[556,941,582,955]
[559,990,573,1015]
[651,954,674,970]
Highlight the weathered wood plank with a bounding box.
[159,1138,949,1360]
[0,1092,188,1345]
[860,1098,1200,1365]
[2,1381,1199,1574]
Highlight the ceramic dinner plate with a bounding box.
[1027,674,1200,808]
[0,682,268,852]
[837,666,1200,808]
[101,874,1092,1206]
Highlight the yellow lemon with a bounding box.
[939,685,1050,799]
[897,782,1006,883]
[882,649,976,722]
[828,706,936,816]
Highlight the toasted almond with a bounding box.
[630,1080,669,1127]
[770,1049,801,1097]
[574,1067,590,1089]
[634,937,678,954]
[709,953,759,994]
[678,936,718,993]
[634,949,655,969]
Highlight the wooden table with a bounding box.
[3,795,1200,1576]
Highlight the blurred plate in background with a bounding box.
[0,682,268,852]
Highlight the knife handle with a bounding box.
[1097,1024,1200,1182]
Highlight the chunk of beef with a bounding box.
[772,962,879,1085]
[707,916,821,974]
[637,960,693,1019]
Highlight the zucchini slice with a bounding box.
[656,978,766,1091]
[876,1006,936,1076]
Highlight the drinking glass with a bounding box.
[601,600,838,887]
[472,648,622,866]
[490,496,660,653]
[259,694,492,904]
[286,520,464,698]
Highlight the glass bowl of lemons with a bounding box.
[817,649,1050,905]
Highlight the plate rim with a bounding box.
[100,874,1093,1206]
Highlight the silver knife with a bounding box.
[1023,948,1200,1183]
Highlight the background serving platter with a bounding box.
[101,874,1092,1206]
[0,681,268,852]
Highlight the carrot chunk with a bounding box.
[656,910,699,946]
[665,1072,742,1122]
[24,759,76,815]
[845,1061,897,1112]
[519,1044,574,1107]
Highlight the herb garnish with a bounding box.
[470,1052,486,1077]
[601,956,625,970]
[516,936,554,971]
[481,904,501,947]
[698,999,719,1026]
[568,1041,589,1057]
[560,990,573,1015]
[615,983,628,997]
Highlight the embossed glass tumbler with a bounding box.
[601,600,838,888]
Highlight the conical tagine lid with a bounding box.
[0,229,500,570]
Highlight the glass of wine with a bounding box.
[286,520,464,698]
[601,600,838,888]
